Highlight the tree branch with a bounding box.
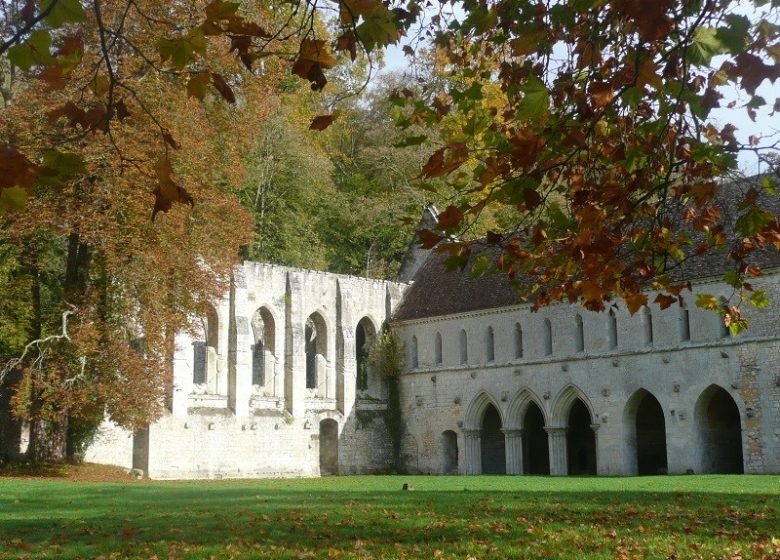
[0,0,60,56]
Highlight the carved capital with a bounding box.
[501,428,524,437]
[544,427,567,437]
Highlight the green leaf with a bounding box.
[157,30,206,70]
[393,135,427,148]
[715,15,751,53]
[690,27,725,66]
[750,290,769,309]
[760,176,776,195]
[723,270,741,289]
[354,6,399,51]
[735,206,772,236]
[515,76,549,123]
[7,29,54,70]
[37,150,86,186]
[471,255,491,277]
[0,187,28,214]
[695,293,719,311]
[205,0,240,20]
[7,44,35,71]
[622,87,642,110]
[546,202,570,230]
[41,0,87,27]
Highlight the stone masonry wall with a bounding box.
[85,262,406,479]
[394,272,780,475]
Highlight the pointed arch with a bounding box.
[608,309,618,349]
[567,398,597,475]
[434,332,443,365]
[623,388,667,475]
[642,306,654,346]
[194,303,219,385]
[505,388,548,430]
[409,335,419,369]
[355,316,378,393]
[550,384,594,427]
[679,302,691,342]
[480,403,506,474]
[522,401,550,474]
[251,306,277,388]
[485,326,495,362]
[514,322,524,359]
[543,318,553,356]
[575,314,584,353]
[464,391,504,430]
[694,384,744,473]
[305,311,329,390]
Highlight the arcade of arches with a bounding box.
[459,386,745,475]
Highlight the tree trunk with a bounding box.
[27,415,68,462]
[24,230,90,463]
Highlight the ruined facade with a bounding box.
[84,263,408,479]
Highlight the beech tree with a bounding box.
[0,0,269,460]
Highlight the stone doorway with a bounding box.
[319,418,339,475]
[480,404,506,474]
[441,430,458,474]
[523,402,549,475]
[696,386,743,473]
[635,392,667,475]
[567,399,596,475]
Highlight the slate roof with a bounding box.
[393,176,780,322]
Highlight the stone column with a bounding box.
[503,429,524,475]
[215,304,229,396]
[463,429,481,475]
[285,272,306,417]
[170,332,192,416]
[590,423,601,475]
[546,427,568,476]
[228,314,251,417]
[339,328,357,417]
[336,280,356,417]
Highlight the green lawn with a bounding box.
[1,475,779,559]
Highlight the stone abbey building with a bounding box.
[4,212,780,478]
[73,242,779,478]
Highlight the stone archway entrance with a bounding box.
[441,430,458,474]
[319,418,339,475]
[635,392,667,475]
[481,404,506,474]
[567,399,596,475]
[523,402,549,475]
[696,386,743,474]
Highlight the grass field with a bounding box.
[1,473,779,559]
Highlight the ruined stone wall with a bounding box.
[85,262,407,479]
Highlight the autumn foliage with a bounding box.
[392,0,780,330]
